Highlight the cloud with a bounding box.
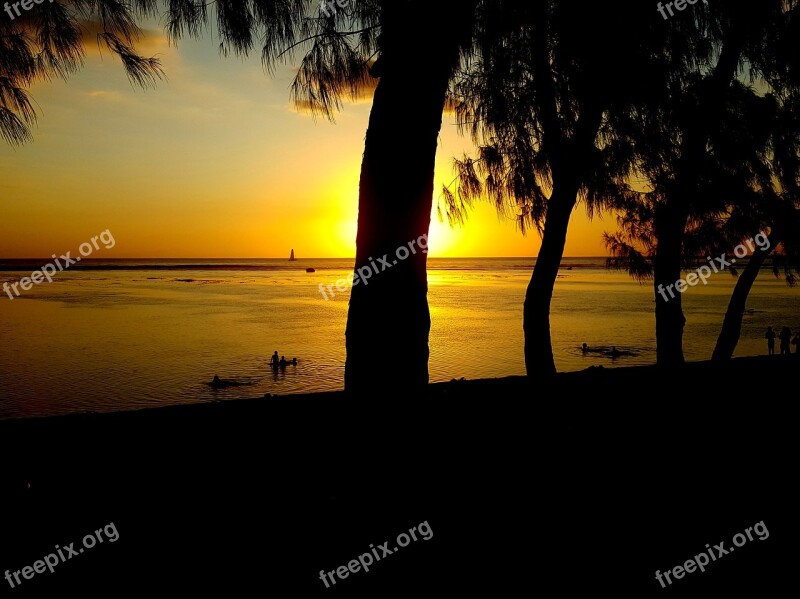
[291,74,378,116]
[86,90,122,101]
[78,19,163,46]
[17,15,165,50]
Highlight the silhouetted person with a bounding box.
[279,355,288,368]
[766,327,776,355]
[779,327,792,355]
[582,343,589,353]
[270,351,279,367]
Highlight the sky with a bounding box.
[0,16,613,259]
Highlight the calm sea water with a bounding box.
[0,258,797,419]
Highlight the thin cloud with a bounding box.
[86,90,123,101]
[291,74,378,116]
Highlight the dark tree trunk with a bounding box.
[653,202,688,366]
[344,1,476,395]
[521,80,603,379]
[523,185,578,378]
[712,232,776,361]
[650,31,745,366]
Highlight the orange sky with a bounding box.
[0,22,613,259]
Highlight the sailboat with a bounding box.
[289,249,296,261]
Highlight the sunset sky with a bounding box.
[0,20,612,259]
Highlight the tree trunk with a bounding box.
[712,232,776,361]
[523,185,578,378]
[650,30,746,366]
[652,202,688,366]
[521,74,603,379]
[344,1,476,395]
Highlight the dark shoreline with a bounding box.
[1,355,796,595]
[1,353,794,424]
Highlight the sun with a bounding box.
[427,218,463,257]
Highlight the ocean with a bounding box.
[0,257,796,419]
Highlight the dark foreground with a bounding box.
[0,356,796,596]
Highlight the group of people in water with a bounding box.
[269,351,297,369]
[209,350,298,389]
[765,327,799,355]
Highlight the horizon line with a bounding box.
[0,256,611,261]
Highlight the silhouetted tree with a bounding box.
[644,1,797,366]
[443,0,671,377]
[607,1,799,365]
[713,94,800,360]
[342,0,480,393]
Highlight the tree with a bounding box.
[643,0,796,366]
[712,94,800,360]
[444,0,671,377]
[343,0,479,394]
[607,1,800,365]
[606,92,800,363]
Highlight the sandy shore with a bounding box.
[0,355,796,595]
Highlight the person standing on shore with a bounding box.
[779,327,792,355]
[766,327,776,355]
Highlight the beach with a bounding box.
[0,355,795,595]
